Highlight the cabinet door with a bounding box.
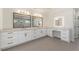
[47,29,53,37]
[35,30,40,39]
[42,29,47,36]
[61,30,70,42]
[1,38,16,49]
[32,29,40,39]
[16,31,26,44]
[24,30,32,41]
[36,29,45,38]
[39,29,45,37]
[34,29,47,38]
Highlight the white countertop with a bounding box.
[0,27,49,32]
[0,27,71,32]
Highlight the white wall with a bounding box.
[0,8,74,30]
[2,8,13,29]
[0,9,3,29]
[42,9,53,27]
[48,8,74,41]
[0,8,13,29]
[48,8,74,29]
[0,8,75,41]
[0,8,52,29]
[0,9,3,50]
[13,8,52,27]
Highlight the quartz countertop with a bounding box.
[0,27,71,32]
[0,27,50,32]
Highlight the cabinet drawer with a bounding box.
[61,32,66,35]
[61,35,69,40]
[1,38,15,43]
[1,32,16,40]
[1,39,16,49]
[61,32,69,36]
[1,36,16,40]
[1,32,16,36]
[61,37,70,42]
[61,36,67,39]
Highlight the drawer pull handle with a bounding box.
[8,32,13,34]
[8,37,13,38]
[8,42,13,44]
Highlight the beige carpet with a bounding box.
[3,36,79,51]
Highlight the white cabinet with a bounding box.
[53,30,61,38]
[16,31,26,44]
[0,30,32,49]
[0,28,71,49]
[47,28,71,42]
[39,29,47,37]
[61,30,71,42]
[32,29,40,39]
[24,30,32,41]
[47,29,53,37]
[1,31,17,49]
[32,28,47,40]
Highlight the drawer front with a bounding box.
[1,36,16,40]
[61,31,69,36]
[61,37,70,42]
[1,32,16,36]
[61,36,68,39]
[2,32,14,34]
[61,32,66,35]
[1,37,16,41]
[61,34,70,42]
[1,39,16,49]
[1,32,17,40]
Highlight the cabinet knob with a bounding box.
[8,37,13,39]
[8,42,14,44]
[8,32,13,34]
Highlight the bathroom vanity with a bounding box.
[0,27,71,50]
[0,28,47,49]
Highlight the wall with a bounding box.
[0,8,75,41]
[13,8,52,27]
[48,8,74,29]
[0,9,3,29]
[0,8,74,30]
[42,8,53,27]
[0,8,52,29]
[47,8,74,41]
[2,8,13,29]
[0,9,3,50]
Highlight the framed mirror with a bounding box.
[13,12,31,28]
[54,16,64,27]
[32,16,43,27]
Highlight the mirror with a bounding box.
[13,12,31,28]
[32,16,43,27]
[54,16,64,27]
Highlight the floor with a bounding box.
[3,36,79,51]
